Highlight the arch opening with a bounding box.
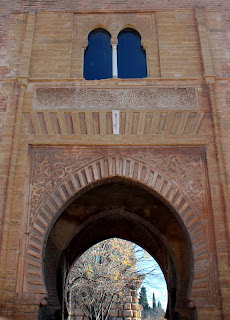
[84,28,112,80]
[40,178,197,320]
[66,238,168,320]
[117,28,147,78]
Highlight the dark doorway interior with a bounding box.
[40,178,196,320]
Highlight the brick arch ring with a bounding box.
[80,17,150,49]
[25,154,210,304]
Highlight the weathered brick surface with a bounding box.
[0,0,228,11]
[205,10,230,77]
[30,13,73,78]
[156,11,203,77]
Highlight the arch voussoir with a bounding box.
[165,185,178,203]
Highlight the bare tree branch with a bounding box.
[66,238,163,320]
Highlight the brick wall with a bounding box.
[0,0,228,12]
[156,11,203,77]
[21,10,204,79]
[0,4,230,81]
[30,13,73,79]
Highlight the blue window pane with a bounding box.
[84,28,112,80]
[118,28,147,79]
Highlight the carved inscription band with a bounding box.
[34,87,198,110]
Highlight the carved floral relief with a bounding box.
[34,87,198,110]
[29,147,205,227]
[22,146,218,306]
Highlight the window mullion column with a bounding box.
[112,44,118,78]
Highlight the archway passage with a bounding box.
[67,238,168,320]
[42,178,197,320]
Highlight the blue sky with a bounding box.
[135,245,168,310]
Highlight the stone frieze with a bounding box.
[34,87,198,110]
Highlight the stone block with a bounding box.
[74,308,85,316]
[118,310,123,316]
[131,303,139,310]
[131,290,137,297]
[112,302,120,309]
[126,295,132,302]
[124,303,132,310]
[132,297,138,303]
[123,310,133,317]
[109,310,119,317]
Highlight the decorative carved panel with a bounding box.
[29,147,204,226]
[34,87,198,110]
[17,147,218,308]
[35,88,76,109]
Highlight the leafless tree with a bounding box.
[66,238,163,320]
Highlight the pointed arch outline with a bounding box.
[25,153,210,305]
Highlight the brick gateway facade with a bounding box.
[0,1,230,319]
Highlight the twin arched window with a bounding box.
[84,28,147,80]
